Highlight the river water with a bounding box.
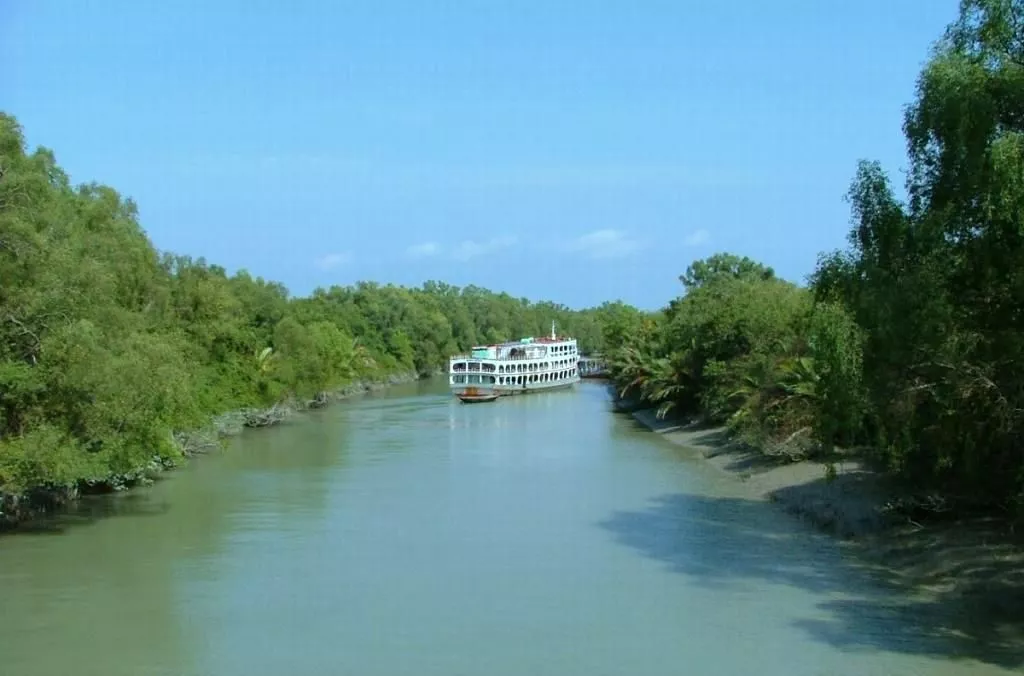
[0,379,1017,675]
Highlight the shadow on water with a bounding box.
[10,491,172,536]
[599,492,1024,670]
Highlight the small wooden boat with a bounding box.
[457,387,500,403]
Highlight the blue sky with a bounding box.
[2,0,958,309]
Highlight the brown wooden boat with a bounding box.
[457,387,500,403]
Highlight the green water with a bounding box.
[0,380,1017,675]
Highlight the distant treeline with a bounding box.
[604,1,1024,514]
[0,111,639,515]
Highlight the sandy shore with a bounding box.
[631,408,1024,663]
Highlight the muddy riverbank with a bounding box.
[630,408,1024,662]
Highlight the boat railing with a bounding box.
[449,353,573,362]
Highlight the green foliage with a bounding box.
[815,0,1024,504]
[678,252,775,293]
[806,301,866,449]
[607,1,1024,508]
[607,261,810,429]
[0,112,624,505]
[0,425,93,494]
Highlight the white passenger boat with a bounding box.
[448,322,581,398]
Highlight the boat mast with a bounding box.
[551,320,556,340]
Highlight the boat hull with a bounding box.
[494,379,579,395]
[451,378,579,398]
[458,393,499,403]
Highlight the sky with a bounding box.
[1,0,960,310]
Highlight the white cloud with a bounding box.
[567,229,644,260]
[683,229,710,246]
[451,235,518,261]
[406,242,441,258]
[314,252,351,270]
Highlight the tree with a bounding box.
[678,253,775,293]
[808,0,1024,504]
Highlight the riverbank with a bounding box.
[631,408,891,537]
[0,370,422,531]
[630,408,1024,658]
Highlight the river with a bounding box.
[0,379,1016,675]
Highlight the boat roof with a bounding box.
[471,336,575,350]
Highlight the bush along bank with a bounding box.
[0,112,638,530]
[607,245,1024,528]
[603,2,1024,524]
